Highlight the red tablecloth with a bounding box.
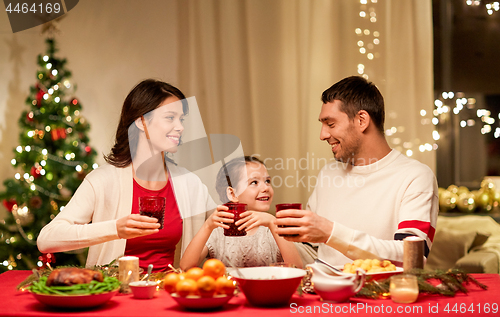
[1,270,499,317]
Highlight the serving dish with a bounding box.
[30,289,119,309]
[169,293,234,310]
[332,265,403,281]
[230,266,307,307]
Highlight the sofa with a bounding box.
[425,215,500,274]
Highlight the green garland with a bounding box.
[356,269,488,299]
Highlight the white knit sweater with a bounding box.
[309,150,438,265]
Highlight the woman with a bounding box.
[37,79,215,272]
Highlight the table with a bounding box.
[1,270,499,317]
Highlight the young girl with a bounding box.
[180,156,303,269]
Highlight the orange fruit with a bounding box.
[185,267,204,281]
[197,276,216,297]
[215,276,235,295]
[203,259,226,279]
[175,279,198,297]
[178,272,188,280]
[163,272,180,293]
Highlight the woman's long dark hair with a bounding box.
[104,79,188,167]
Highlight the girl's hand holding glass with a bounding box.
[116,213,161,239]
[206,205,235,231]
[235,210,275,232]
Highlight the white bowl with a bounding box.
[129,281,157,299]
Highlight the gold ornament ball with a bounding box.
[447,185,459,195]
[476,190,493,212]
[457,192,476,213]
[457,186,469,196]
[439,190,457,212]
[480,178,496,192]
[493,191,500,209]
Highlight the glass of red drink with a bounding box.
[276,203,302,237]
[139,196,166,229]
[223,202,247,236]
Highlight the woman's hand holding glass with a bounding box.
[116,214,161,239]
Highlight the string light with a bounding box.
[431,90,500,159]
[466,0,499,15]
[356,0,435,157]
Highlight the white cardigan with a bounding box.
[37,162,216,268]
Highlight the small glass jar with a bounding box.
[390,274,419,304]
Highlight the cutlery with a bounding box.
[224,255,246,279]
[145,264,153,284]
[314,258,344,274]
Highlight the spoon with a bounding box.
[314,258,344,274]
[145,264,153,284]
[224,255,246,279]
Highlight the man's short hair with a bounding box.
[321,76,385,133]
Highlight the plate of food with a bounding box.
[28,267,121,309]
[334,259,403,280]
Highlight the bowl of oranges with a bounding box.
[163,259,236,310]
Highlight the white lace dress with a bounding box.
[206,226,283,267]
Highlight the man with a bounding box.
[275,76,438,265]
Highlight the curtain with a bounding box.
[177,0,435,206]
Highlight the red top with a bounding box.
[124,178,182,272]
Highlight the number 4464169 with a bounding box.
[5,2,61,14]
[443,303,498,314]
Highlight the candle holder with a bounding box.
[390,274,419,304]
[118,256,139,293]
[403,236,424,271]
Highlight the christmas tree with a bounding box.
[0,36,97,273]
